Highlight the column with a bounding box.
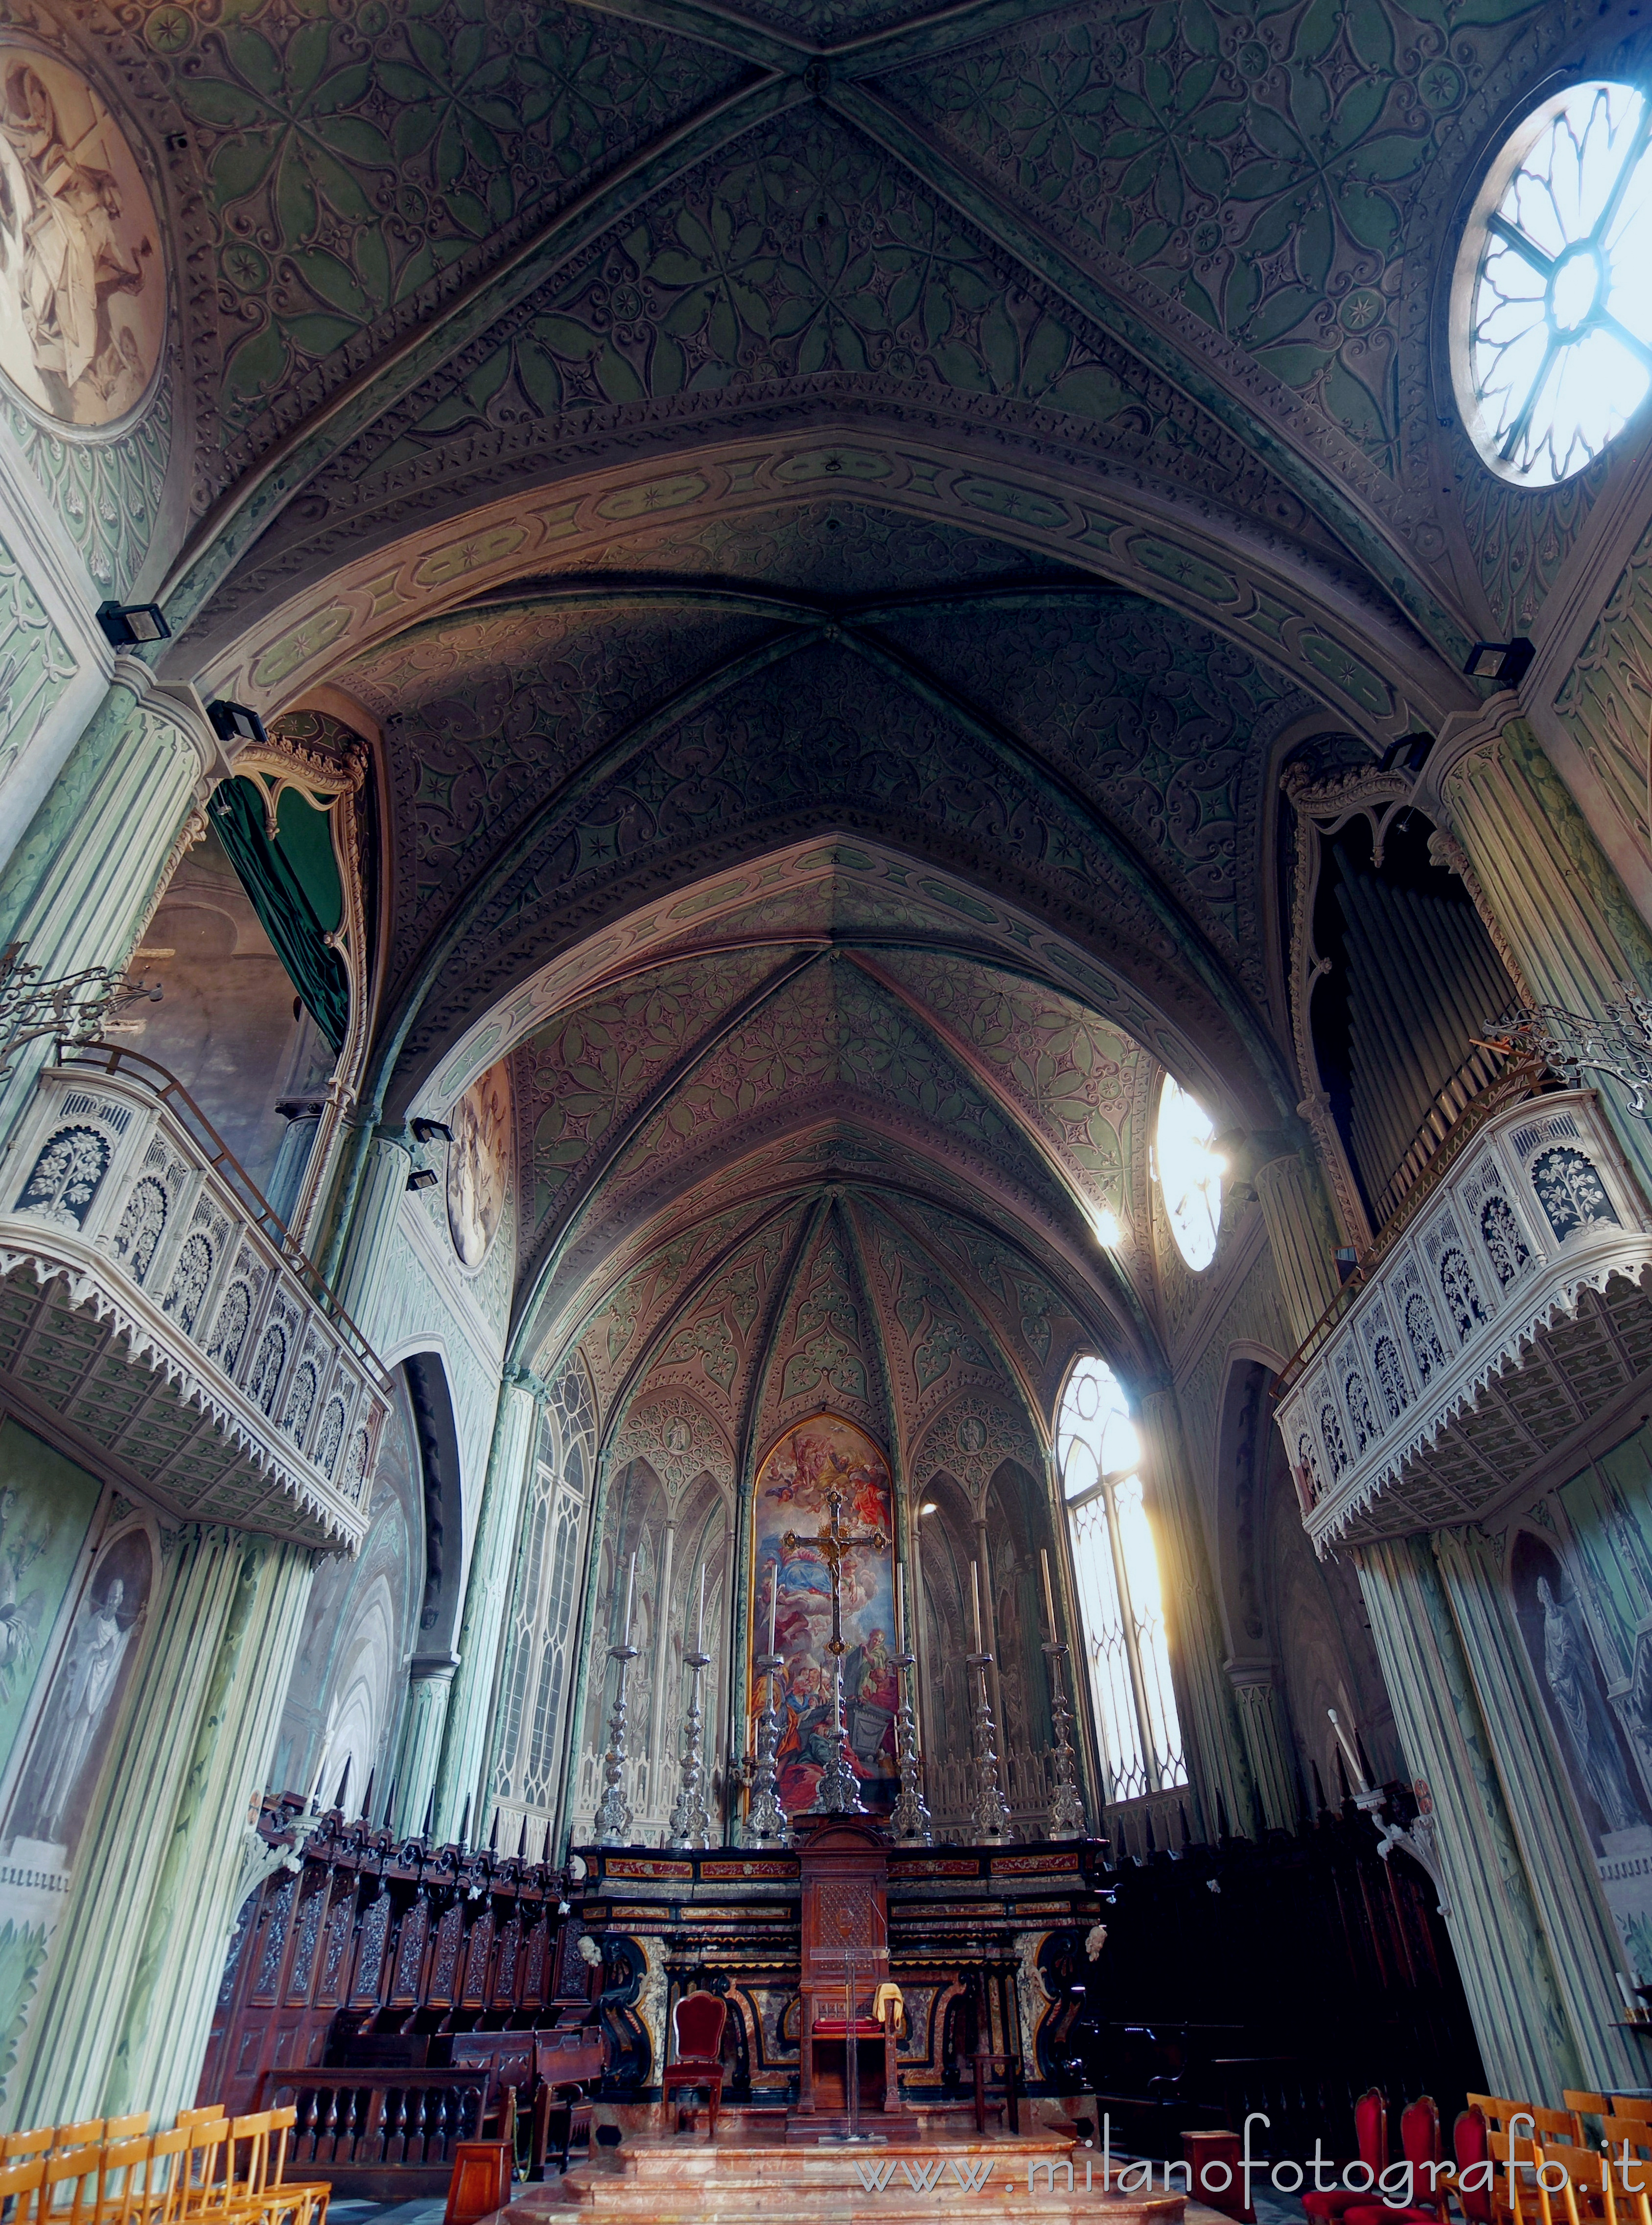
[1434,710,1652,1192]
[1223,1659,1300,1831]
[396,1654,459,1839]
[1433,1526,1642,2092]
[1355,1534,1584,2098]
[1137,1386,1255,1840]
[1254,1151,1341,1350]
[433,1376,541,1846]
[11,1526,313,2128]
[0,668,214,1146]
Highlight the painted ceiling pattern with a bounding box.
[373,633,1278,1111]
[137,0,743,471]
[348,599,775,965]
[285,109,1312,545]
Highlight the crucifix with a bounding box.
[784,1487,889,1814]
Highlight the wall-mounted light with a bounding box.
[918,1500,938,1517]
[206,698,268,745]
[411,1118,453,1145]
[407,1167,438,1192]
[1377,731,1435,776]
[97,600,170,647]
[1094,1206,1123,1247]
[1462,637,1534,687]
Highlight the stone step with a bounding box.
[496,2141,1187,2225]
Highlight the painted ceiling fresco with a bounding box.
[53,0,1620,1446]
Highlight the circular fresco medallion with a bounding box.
[446,1057,511,1270]
[0,48,163,426]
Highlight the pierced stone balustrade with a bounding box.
[1275,1089,1652,1551]
[0,1046,388,1548]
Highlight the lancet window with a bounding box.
[1057,1355,1187,1805]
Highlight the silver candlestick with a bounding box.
[666,1646,715,1850]
[745,1650,792,1847]
[888,1646,932,1846]
[592,1641,639,1847]
[967,1649,1014,1843]
[1042,1640,1086,1840]
[811,1644,864,1814]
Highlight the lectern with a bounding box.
[788,1816,912,2138]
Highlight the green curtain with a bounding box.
[212,776,350,1052]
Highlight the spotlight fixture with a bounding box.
[410,1118,453,1145]
[96,600,170,648]
[1462,637,1535,688]
[918,1500,938,1517]
[206,698,268,745]
[407,1167,438,1192]
[1094,1206,1123,1247]
[1377,731,1435,777]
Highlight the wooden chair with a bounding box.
[46,2132,101,2163]
[0,2155,47,2225]
[96,2139,156,2225]
[103,2125,149,2150]
[0,2137,52,2168]
[660,1992,727,2140]
[265,2104,326,2225]
[40,2149,101,2225]
[134,2131,191,2225]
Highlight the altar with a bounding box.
[568,1826,1110,2126]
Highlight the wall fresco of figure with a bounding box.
[749,1413,896,1815]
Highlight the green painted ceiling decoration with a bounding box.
[344,597,779,967]
[84,0,1646,1461]
[884,0,1545,485]
[149,0,744,468]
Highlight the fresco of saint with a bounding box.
[750,1414,897,1812]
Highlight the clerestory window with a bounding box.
[1057,1354,1187,1805]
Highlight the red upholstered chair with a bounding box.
[1304,2090,1389,2222]
[661,1991,728,2140]
[1344,2096,1452,2225]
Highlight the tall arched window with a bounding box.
[1057,1355,1187,1804]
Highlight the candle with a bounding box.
[970,1560,983,1654]
[895,1564,906,1654]
[696,1561,705,1652]
[1327,1707,1366,1789]
[768,1559,778,1657]
[1040,1547,1056,1639]
[622,1550,636,1645]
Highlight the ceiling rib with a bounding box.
[823,76,1479,675]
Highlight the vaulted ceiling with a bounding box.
[75,0,1591,1408]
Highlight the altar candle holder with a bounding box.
[666,1640,715,1850]
[888,1562,932,1846]
[745,1649,792,1847]
[592,1639,640,1847]
[1041,1639,1087,1840]
[967,1647,1014,1844]
[811,1644,865,1814]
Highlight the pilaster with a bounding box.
[1428,709,1652,1192]
[1254,1152,1340,1350]
[1354,1534,1581,2097]
[1224,1659,1300,1831]
[434,1379,540,1843]
[1137,1386,1253,1840]
[395,1654,459,1838]
[1432,1526,1642,2092]
[9,1526,313,2129]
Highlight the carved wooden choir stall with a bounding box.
[201,1796,609,2195]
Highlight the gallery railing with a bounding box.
[0,1042,389,1549]
[1275,1088,1652,1551]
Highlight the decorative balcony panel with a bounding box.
[1276,1090,1652,1551]
[0,1054,387,1548]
